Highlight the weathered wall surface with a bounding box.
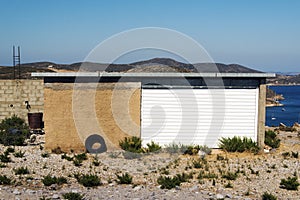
[44,82,141,152]
[257,84,266,148]
[0,80,44,122]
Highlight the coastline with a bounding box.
[266,103,284,107]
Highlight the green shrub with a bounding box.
[207,172,218,179]
[13,150,25,158]
[146,141,161,153]
[5,147,15,153]
[271,164,276,169]
[262,192,277,200]
[0,163,6,168]
[224,182,233,188]
[222,171,238,180]
[280,176,300,190]
[183,145,199,155]
[0,175,12,185]
[282,152,290,159]
[292,151,299,158]
[157,173,191,189]
[62,192,84,200]
[116,173,133,184]
[164,143,183,153]
[61,153,73,161]
[198,171,218,179]
[42,175,67,186]
[0,115,30,146]
[199,145,212,155]
[182,145,212,155]
[74,173,101,187]
[119,136,144,153]
[193,159,203,169]
[217,154,225,161]
[197,171,205,180]
[157,176,181,189]
[160,167,170,175]
[70,153,87,166]
[265,130,280,148]
[248,166,259,175]
[74,153,87,161]
[294,171,298,177]
[0,151,11,163]
[175,172,193,183]
[92,157,100,166]
[219,136,259,153]
[14,166,30,175]
[73,159,83,167]
[41,152,50,158]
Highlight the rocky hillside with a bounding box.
[267,74,300,85]
[2,58,299,84]
[0,65,53,79]
[0,58,262,79]
[266,88,285,106]
[4,58,299,84]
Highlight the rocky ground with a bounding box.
[0,127,300,200]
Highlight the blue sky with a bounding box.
[0,0,299,72]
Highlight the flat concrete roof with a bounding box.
[32,72,276,78]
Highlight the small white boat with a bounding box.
[282,108,286,111]
[271,117,276,120]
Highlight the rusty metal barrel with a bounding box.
[28,113,44,129]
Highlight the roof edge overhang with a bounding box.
[31,72,276,78]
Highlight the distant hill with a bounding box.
[128,58,261,73]
[0,65,54,79]
[0,57,267,79]
[267,74,300,85]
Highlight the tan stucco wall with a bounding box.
[44,82,141,152]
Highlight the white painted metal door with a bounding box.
[141,88,258,148]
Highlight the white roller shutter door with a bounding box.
[141,88,258,148]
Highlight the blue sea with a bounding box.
[266,85,300,127]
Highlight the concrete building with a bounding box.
[32,72,275,152]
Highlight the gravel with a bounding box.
[0,128,300,199]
